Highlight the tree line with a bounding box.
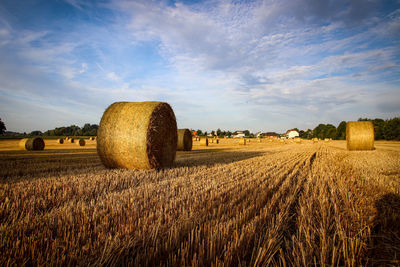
[0,117,399,140]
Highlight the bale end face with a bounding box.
[346,121,374,151]
[238,138,246,145]
[76,139,86,146]
[57,139,64,144]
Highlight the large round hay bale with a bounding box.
[97,101,177,169]
[19,137,45,151]
[177,129,192,151]
[346,121,374,151]
[294,138,301,143]
[57,138,64,144]
[76,139,86,146]
[200,138,208,146]
[238,138,246,145]
[69,138,75,143]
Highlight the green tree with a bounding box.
[0,118,6,135]
[243,130,250,137]
[373,119,385,140]
[335,121,346,140]
[383,118,400,140]
[211,130,215,136]
[216,128,222,137]
[196,129,203,136]
[226,131,232,137]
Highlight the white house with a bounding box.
[287,130,299,139]
[232,131,245,138]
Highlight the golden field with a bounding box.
[0,138,399,266]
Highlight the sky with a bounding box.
[0,0,399,134]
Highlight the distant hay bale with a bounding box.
[89,137,95,141]
[215,139,219,144]
[57,138,64,144]
[177,129,192,151]
[258,138,262,143]
[346,121,374,151]
[294,138,301,143]
[210,139,214,143]
[76,139,86,146]
[69,138,75,143]
[312,138,318,143]
[97,101,177,169]
[238,138,246,145]
[200,138,209,146]
[324,138,330,142]
[19,137,45,151]
[247,139,250,143]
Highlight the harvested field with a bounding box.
[0,138,399,265]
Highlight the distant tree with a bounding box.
[335,121,346,140]
[0,118,6,135]
[373,119,385,140]
[211,130,215,136]
[196,129,203,136]
[383,118,400,140]
[204,131,208,136]
[216,128,222,137]
[243,130,250,137]
[226,131,232,137]
[30,130,43,136]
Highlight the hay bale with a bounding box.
[177,129,192,151]
[200,138,209,146]
[97,101,177,169]
[19,137,45,151]
[76,139,86,146]
[215,139,219,144]
[294,138,301,143]
[57,138,64,144]
[346,121,374,151]
[69,138,75,143]
[238,138,246,145]
[312,138,318,143]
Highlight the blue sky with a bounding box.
[0,0,399,133]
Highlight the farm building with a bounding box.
[232,131,245,138]
[286,129,300,139]
[260,132,279,139]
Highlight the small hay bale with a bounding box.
[69,138,75,143]
[238,138,246,145]
[89,137,95,141]
[177,129,192,151]
[324,138,330,142]
[19,137,45,151]
[210,139,214,143]
[97,101,177,169]
[76,139,86,146]
[57,138,64,144]
[346,121,374,151]
[294,138,301,143]
[215,139,219,144]
[200,138,209,146]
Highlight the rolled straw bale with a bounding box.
[346,121,374,151]
[69,138,75,143]
[19,137,45,151]
[312,138,318,143]
[57,138,64,144]
[215,139,219,144]
[210,139,214,143]
[76,139,86,146]
[238,138,246,145]
[97,101,177,169]
[294,138,301,143]
[200,138,209,146]
[177,129,192,151]
[324,138,330,142]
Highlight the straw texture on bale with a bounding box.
[69,138,75,143]
[97,101,177,170]
[294,138,301,143]
[57,139,64,144]
[19,137,45,151]
[346,121,374,151]
[238,138,246,145]
[177,129,192,151]
[76,139,86,146]
[200,138,208,146]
